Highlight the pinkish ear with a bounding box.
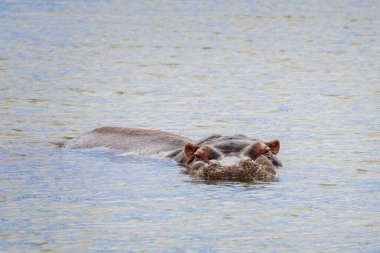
[184,143,198,158]
[266,140,280,155]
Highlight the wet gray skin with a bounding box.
[60,128,282,182]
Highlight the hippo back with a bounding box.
[61,127,193,156]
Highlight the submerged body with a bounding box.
[61,127,282,182]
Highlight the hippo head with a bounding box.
[181,140,282,182]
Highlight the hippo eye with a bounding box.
[195,155,203,161]
[263,147,271,154]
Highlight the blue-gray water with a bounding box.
[1,1,379,252]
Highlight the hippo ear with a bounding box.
[184,143,199,158]
[266,140,280,155]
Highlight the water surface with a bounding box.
[1,1,379,252]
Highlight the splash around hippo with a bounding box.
[59,127,282,183]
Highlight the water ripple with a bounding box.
[1,0,379,252]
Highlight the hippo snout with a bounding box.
[185,155,277,182]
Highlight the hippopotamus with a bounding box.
[60,127,282,182]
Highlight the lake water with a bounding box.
[1,0,379,252]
